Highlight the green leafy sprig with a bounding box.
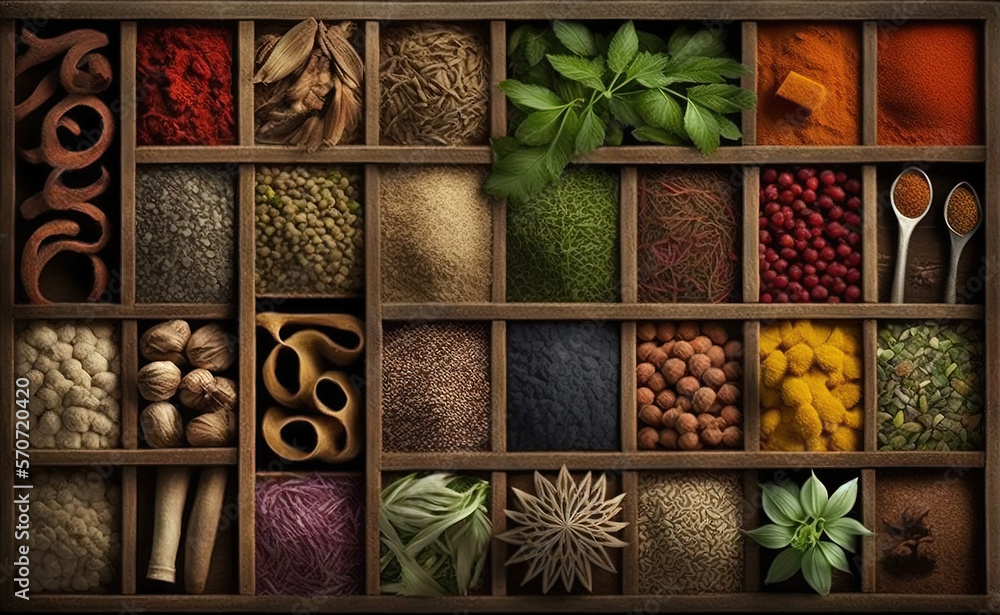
[484,20,757,202]
[745,471,874,596]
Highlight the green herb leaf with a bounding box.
[608,95,645,127]
[760,482,805,527]
[498,80,566,111]
[626,51,670,88]
[765,547,803,585]
[745,524,795,550]
[524,34,548,66]
[553,20,597,57]
[547,54,606,91]
[575,108,606,155]
[607,20,638,73]
[801,545,833,596]
[544,107,581,177]
[684,100,720,155]
[632,126,684,145]
[687,83,758,113]
[508,25,531,56]
[605,117,624,146]
[635,89,684,136]
[822,477,858,521]
[716,114,742,140]
[817,541,852,574]
[636,30,669,53]
[665,56,749,84]
[668,25,726,61]
[490,135,520,159]
[484,146,555,202]
[515,108,566,146]
[800,471,829,519]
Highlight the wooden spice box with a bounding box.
[1,1,997,612]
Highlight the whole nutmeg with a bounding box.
[706,345,726,368]
[638,426,659,450]
[636,362,656,385]
[701,322,728,346]
[660,340,675,357]
[178,369,237,413]
[662,358,687,385]
[702,367,727,389]
[670,340,694,360]
[186,410,237,447]
[646,372,666,394]
[661,407,682,429]
[637,341,657,361]
[186,324,236,371]
[637,322,657,342]
[717,383,741,405]
[637,387,655,407]
[675,395,692,413]
[720,405,742,427]
[675,412,699,434]
[690,335,713,354]
[678,431,702,450]
[722,361,743,381]
[638,404,663,427]
[722,426,743,448]
[647,347,668,369]
[654,389,676,411]
[140,402,184,448]
[137,361,182,401]
[677,321,700,341]
[724,340,743,361]
[701,427,724,447]
[658,428,679,449]
[692,387,717,413]
[676,376,700,397]
[140,320,191,365]
[687,354,711,378]
[696,412,717,431]
[655,322,676,343]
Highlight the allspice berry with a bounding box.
[186,323,236,371]
[140,320,191,365]
[137,361,183,401]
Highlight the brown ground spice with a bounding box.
[946,187,978,235]
[893,171,931,218]
[381,322,491,452]
[876,470,984,594]
[756,22,861,145]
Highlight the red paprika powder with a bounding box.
[877,22,981,146]
[137,24,235,146]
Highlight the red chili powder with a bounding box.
[137,25,236,146]
[877,22,981,146]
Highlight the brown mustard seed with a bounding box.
[893,171,931,218]
[947,186,978,235]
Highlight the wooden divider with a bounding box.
[491,321,507,454]
[862,165,879,303]
[237,163,257,595]
[743,320,761,453]
[621,471,639,595]
[620,322,637,453]
[120,22,137,306]
[365,21,380,146]
[363,163,383,596]
[863,320,878,452]
[861,469,877,593]
[742,166,760,303]
[620,167,638,303]
[490,471,508,597]
[740,21,757,145]
[862,22,878,147]
[741,470,761,592]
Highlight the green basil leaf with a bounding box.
[760,482,805,527]
[626,51,670,88]
[499,80,566,111]
[483,146,554,202]
[604,117,624,146]
[822,477,859,521]
[553,20,597,57]
[745,524,795,550]
[543,107,580,178]
[668,25,726,61]
[635,89,684,136]
[716,114,742,141]
[687,83,758,113]
[637,30,669,54]
[665,56,749,84]
[515,108,566,146]
[764,547,803,585]
[632,126,685,146]
[607,20,639,73]
[524,35,548,66]
[684,99,720,155]
[608,95,645,127]
[575,108,605,155]
[800,471,829,519]
[546,54,607,91]
[508,25,532,56]
[817,541,852,574]
[802,545,833,596]
[490,135,520,160]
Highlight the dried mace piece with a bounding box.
[137,361,182,401]
[178,369,237,414]
[186,410,237,447]
[140,320,191,365]
[186,324,236,371]
[140,402,184,448]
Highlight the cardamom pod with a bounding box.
[254,17,318,84]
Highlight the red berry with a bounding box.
[829,205,844,220]
[765,184,779,201]
[806,176,820,191]
[846,268,861,283]
[773,259,788,273]
[835,171,848,184]
[848,231,861,246]
[795,239,808,251]
[792,199,807,213]
[824,186,846,202]
[803,274,819,289]
[776,292,789,303]
[846,196,862,211]
[800,290,812,302]
[780,247,797,260]
[778,172,794,187]
[844,179,861,194]
[820,274,834,287]
[827,295,841,304]
[796,168,812,182]
[846,252,861,267]
[765,201,781,215]
[790,183,803,196]
[820,170,836,185]
[773,275,789,289]
[780,190,795,205]
[820,246,836,261]
[762,168,778,183]
[784,218,796,230]
[770,212,785,227]
[759,215,769,229]
[779,234,794,248]
[789,264,803,280]
[804,264,817,275]
[765,250,779,263]
[825,222,845,239]
[761,292,773,303]
[803,248,819,263]
[836,243,852,258]
[794,228,811,241]
[788,281,803,294]
[808,212,824,227]
[802,189,817,204]
[763,269,778,282]
[812,237,827,249]
[815,260,827,272]
[828,263,847,278]
[817,195,834,210]
[844,212,861,227]
[810,227,823,237]
[759,230,771,244]
[845,285,861,302]
[811,285,829,300]
[832,279,847,296]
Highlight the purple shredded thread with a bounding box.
[255,474,365,595]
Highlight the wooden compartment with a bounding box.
[1,2,998,613]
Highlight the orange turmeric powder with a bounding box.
[757,22,861,146]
